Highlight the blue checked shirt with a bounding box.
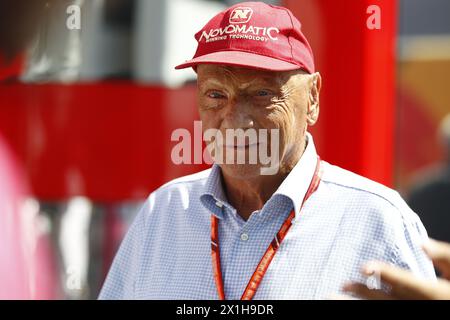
[99,133,436,300]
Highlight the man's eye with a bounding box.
[255,90,273,97]
[207,91,226,99]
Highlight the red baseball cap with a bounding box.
[175,1,315,73]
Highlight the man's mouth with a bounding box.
[223,142,259,149]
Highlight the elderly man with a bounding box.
[99,2,435,299]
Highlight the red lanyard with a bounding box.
[211,156,322,300]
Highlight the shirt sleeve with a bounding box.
[388,200,437,281]
[98,200,148,300]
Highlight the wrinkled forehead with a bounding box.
[197,64,306,89]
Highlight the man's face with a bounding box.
[197,64,320,179]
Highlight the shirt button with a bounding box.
[240,233,249,241]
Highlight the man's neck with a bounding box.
[221,140,307,221]
[221,171,288,221]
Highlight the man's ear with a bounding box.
[307,72,321,126]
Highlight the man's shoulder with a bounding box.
[138,167,213,220]
[155,167,213,193]
[319,162,434,279]
[320,161,408,212]
[320,161,428,249]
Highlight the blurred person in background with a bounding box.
[407,114,450,244]
[0,0,48,81]
[0,0,56,299]
[0,135,34,299]
[1,0,143,299]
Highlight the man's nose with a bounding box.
[221,99,254,130]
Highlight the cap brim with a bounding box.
[175,51,304,72]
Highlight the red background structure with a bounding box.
[286,0,397,187]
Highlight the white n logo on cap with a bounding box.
[229,7,253,24]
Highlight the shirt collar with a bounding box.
[200,132,319,220]
[273,132,318,219]
[200,163,233,220]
